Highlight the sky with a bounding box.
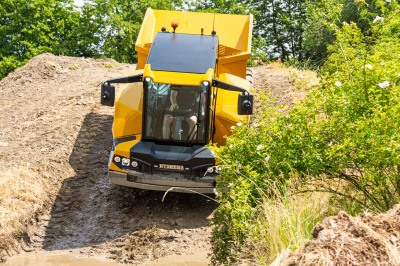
[74,0,84,7]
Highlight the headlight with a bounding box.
[131,161,138,168]
[207,167,214,173]
[121,158,130,166]
[114,156,121,163]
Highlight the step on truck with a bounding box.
[100,8,254,193]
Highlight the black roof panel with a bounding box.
[146,33,218,74]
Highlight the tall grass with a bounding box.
[0,167,49,252]
[248,190,330,265]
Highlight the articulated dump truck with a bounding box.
[100,8,254,193]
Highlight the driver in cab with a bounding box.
[162,86,204,140]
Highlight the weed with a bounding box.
[103,63,114,69]
[69,64,80,70]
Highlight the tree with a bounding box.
[77,0,183,63]
[0,0,183,79]
[193,0,308,62]
[302,0,396,66]
[188,0,250,14]
[251,0,307,62]
[0,0,79,78]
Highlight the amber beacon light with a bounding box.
[171,20,179,33]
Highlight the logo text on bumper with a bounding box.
[158,164,184,170]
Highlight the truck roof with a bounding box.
[146,33,218,74]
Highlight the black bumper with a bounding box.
[109,170,216,194]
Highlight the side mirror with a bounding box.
[101,82,115,107]
[238,93,254,115]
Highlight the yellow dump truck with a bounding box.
[100,8,254,193]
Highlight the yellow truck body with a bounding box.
[101,8,254,193]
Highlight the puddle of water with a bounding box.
[145,255,209,266]
[2,251,209,266]
[1,251,120,266]
[145,254,209,266]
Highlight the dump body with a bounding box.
[135,9,253,79]
[103,8,253,193]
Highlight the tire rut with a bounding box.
[30,110,216,264]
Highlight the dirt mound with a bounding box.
[273,205,400,265]
[250,62,318,109]
[0,53,132,261]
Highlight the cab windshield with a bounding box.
[144,80,208,144]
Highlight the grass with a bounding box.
[0,167,49,252]
[247,189,331,265]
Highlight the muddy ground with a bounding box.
[0,54,312,264]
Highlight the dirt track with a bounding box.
[38,111,214,263]
[0,54,312,264]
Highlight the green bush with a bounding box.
[211,1,400,264]
[0,56,24,80]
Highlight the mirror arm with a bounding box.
[212,79,248,94]
[105,74,143,85]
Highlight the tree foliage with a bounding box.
[188,0,250,14]
[77,0,180,63]
[0,0,180,79]
[251,0,307,62]
[302,0,398,65]
[3,0,398,80]
[0,0,79,78]
[192,0,307,63]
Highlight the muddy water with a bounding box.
[2,251,208,266]
[2,251,119,266]
[145,253,209,266]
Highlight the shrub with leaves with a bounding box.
[211,1,400,264]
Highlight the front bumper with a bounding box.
[109,170,216,194]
